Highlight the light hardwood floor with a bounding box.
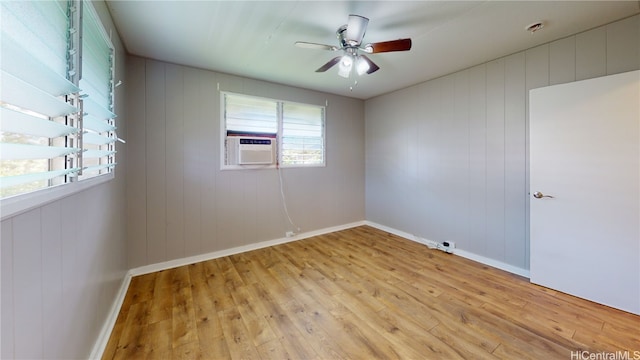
[102,226,640,359]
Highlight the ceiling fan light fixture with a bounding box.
[338,55,353,78]
[297,14,412,79]
[356,56,370,75]
[340,55,353,67]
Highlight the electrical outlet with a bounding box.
[442,241,455,253]
[285,231,295,238]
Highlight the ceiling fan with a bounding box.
[295,14,412,78]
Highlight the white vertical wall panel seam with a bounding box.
[165,64,186,260]
[606,15,640,75]
[40,202,63,357]
[575,27,607,81]
[200,71,219,254]
[504,52,527,268]
[183,67,204,256]
[145,60,167,264]
[11,209,43,358]
[125,56,148,268]
[1,219,15,359]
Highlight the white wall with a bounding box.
[0,1,128,359]
[365,15,639,272]
[125,57,365,268]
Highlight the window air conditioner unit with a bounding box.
[226,136,275,165]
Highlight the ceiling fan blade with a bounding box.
[360,55,380,74]
[315,56,342,72]
[346,14,369,45]
[367,38,412,53]
[295,41,339,51]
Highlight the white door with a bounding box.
[529,70,640,315]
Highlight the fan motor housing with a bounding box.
[336,25,348,47]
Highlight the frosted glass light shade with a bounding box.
[338,55,353,78]
[356,56,370,75]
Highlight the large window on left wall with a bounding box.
[0,0,119,199]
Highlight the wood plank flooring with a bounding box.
[102,226,640,359]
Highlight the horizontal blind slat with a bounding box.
[83,149,115,159]
[0,168,80,189]
[83,97,116,120]
[80,79,110,108]
[83,114,116,133]
[1,71,78,118]
[1,1,69,76]
[83,132,115,146]
[0,107,78,138]
[0,143,80,160]
[1,35,80,96]
[82,37,111,70]
[83,163,115,174]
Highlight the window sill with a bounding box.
[1,173,114,221]
[221,164,277,171]
[220,163,326,171]
[279,163,326,169]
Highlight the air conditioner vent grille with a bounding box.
[226,136,275,165]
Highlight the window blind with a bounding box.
[79,0,117,178]
[225,94,278,135]
[282,103,324,166]
[0,0,81,197]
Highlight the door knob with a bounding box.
[533,191,554,199]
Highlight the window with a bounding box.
[0,0,118,199]
[222,92,325,169]
[282,103,324,166]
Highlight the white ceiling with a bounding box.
[106,1,639,100]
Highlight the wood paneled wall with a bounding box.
[0,2,128,359]
[125,58,366,268]
[365,15,639,272]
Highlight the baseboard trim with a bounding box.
[89,220,366,359]
[88,270,132,360]
[129,220,367,277]
[364,221,530,278]
[454,249,530,278]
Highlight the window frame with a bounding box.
[220,91,326,170]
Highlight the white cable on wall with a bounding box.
[278,164,300,234]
